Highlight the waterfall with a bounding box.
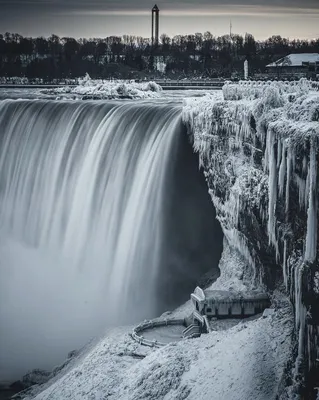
[0,99,222,380]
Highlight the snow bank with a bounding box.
[183,81,319,394]
[41,74,163,100]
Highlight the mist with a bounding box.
[0,236,109,380]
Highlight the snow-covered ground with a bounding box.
[40,74,163,100]
[17,243,294,400]
[21,297,293,400]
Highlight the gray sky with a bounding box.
[0,0,318,39]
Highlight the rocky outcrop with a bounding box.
[9,369,51,399]
[183,81,319,398]
[11,349,80,399]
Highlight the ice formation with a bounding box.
[0,76,31,85]
[183,80,319,394]
[0,77,77,85]
[41,74,163,99]
[222,79,319,101]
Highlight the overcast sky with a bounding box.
[0,0,318,40]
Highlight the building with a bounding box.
[151,4,160,47]
[266,53,319,79]
[190,287,270,329]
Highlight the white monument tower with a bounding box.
[151,5,160,47]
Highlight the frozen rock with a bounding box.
[41,74,163,100]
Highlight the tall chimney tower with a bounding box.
[151,4,159,46]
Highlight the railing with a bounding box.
[203,316,211,333]
[311,81,319,91]
[193,310,205,325]
[155,80,225,88]
[132,318,185,348]
[182,324,201,338]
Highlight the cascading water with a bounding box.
[0,99,222,381]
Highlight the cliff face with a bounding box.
[183,81,319,398]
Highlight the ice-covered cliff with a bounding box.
[183,80,319,398]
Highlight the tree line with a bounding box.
[0,32,318,79]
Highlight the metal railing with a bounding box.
[182,323,201,338]
[155,80,225,87]
[132,318,185,348]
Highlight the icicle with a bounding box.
[285,143,292,216]
[242,111,251,141]
[305,140,317,263]
[267,129,278,247]
[264,126,272,173]
[283,239,288,289]
[278,141,286,197]
[277,139,282,168]
[305,166,310,209]
[290,263,296,300]
[291,145,296,173]
[295,264,304,329]
[223,227,256,279]
[293,173,307,209]
[294,263,307,376]
[302,154,308,175]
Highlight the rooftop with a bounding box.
[203,289,269,302]
[191,287,269,303]
[266,53,319,68]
